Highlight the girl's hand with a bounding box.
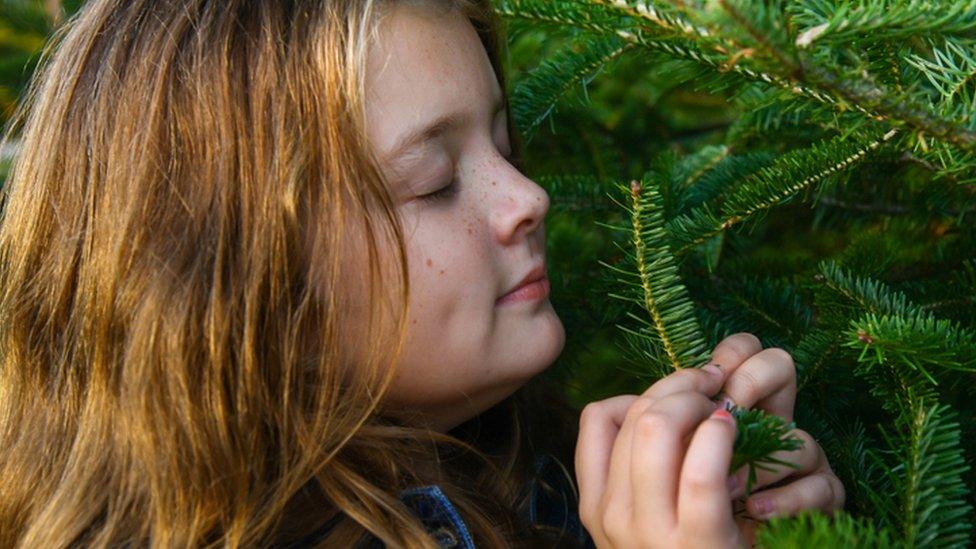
[575,337,746,548]
[711,333,845,540]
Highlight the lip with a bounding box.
[496,263,548,305]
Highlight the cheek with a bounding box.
[406,214,486,292]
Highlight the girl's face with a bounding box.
[362,3,565,432]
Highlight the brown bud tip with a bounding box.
[630,180,641,195]
[857,330,874,344]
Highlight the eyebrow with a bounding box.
[385,94,507,164]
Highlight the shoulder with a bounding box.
[281,453,595,548]
[394,453,595,548]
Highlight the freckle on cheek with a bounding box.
[491,181,496,186]
[439,269,444,275]
[426,258,432,267]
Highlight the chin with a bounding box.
[534,303,567,371]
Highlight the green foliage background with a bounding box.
[3,0,976,546]
[495,1,976,546]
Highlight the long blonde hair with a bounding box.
[0,0,581,547]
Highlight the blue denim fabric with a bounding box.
[280,453,595,547]
[394,453,595,547]
[398,484,477,548]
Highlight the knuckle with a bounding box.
[682,469,715,498]
[600,505,629,542]
[634,411,669,439]
[625,396,655,424]
[578,502,598,533]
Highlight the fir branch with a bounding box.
[498,0,837,118]
[727,404,804,496]
[798,60,976,155]
[718,0,799,76]
[603,180,710,370]
[814,264,947,401]
[876,395,973,548]
[667,129,899,255]
[712,275,813,348]
[602,179,804,498]
[601,177,802,500]
[790,0,976,48]
[717,1,976,154]
[793,327,842,393]
[512,34,637,138]
[816,261,925,318]
[493,0,640,37]
[844,329,973,547]
[502,1,976,160]
[719,131,894,218]
[678,149,778,214]
[847,313,976,384]
[903,37,976,112]
[756,509,895,548]
[596,0,742,53]
[674,144,731,192]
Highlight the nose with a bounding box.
[490,155,550,246]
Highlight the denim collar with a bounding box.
[278,453,594,548]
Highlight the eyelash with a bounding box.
[418,180,458,204]
[418,150,517,204]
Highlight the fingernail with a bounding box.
[711,407,734,423]
[703,363,723,376]
[751,496,772,517]
[714,393,736,412]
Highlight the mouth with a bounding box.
[496,263,548,306]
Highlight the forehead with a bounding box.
[364,3,503,162]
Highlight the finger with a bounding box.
[676,406,739,543]
[641,332,763,403]
[728,428,822,499]
[575,394,640,538]
[631,392,718,529]
[742,471,845,520]
[708,332,763,378]
[641,363,727,402]
[720,347,797,421]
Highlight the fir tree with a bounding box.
[495,0,976,546]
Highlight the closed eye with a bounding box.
[417,149,517,204]
[418,181,458,203]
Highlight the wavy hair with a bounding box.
[0,0,582,547]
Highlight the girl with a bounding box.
[0,0,844,547]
